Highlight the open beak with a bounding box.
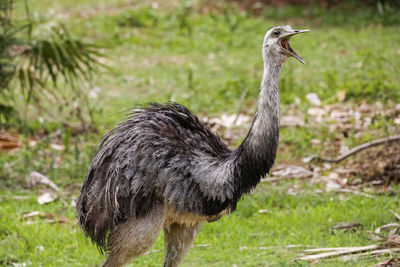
[280,29,310,64]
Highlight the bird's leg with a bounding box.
[103,204,165,267]
[162,223,202,267]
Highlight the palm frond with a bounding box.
[0,1,104,129]
[17,23,103,94]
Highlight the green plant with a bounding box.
[0,0,102,129]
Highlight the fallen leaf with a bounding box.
[307,107,326,121]
[374,223,400,234]
[22,211,43,219]
[21,211,68,224]
[0,131,22,153]
[70,195,77,207]
[281,115,304,127]
[49,143,65,151]
[28,171,60,192]
[337,90,346,102]
[373,258,400,267]
[272,165,314,178]
[219,113,251,128]
[201,113,250,130]
[332,222,362,231]
[258,209,270,214]
[10,262,29,267]
[302,154,317,163]
[37,191,57,205]
[306,93,321,106]
[325,179,341,191]
[390,210,400,221]
[328,172,339,180]
[311,139,321,145]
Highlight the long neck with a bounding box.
[232,53,282,195]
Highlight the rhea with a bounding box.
[77,25,309,267]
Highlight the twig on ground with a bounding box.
[296,244,381,261]
[296,212,400,264]
[336,188,375,198]
[302,246,369,253]
[374,223,400,234]
[339,248,400,261]
[261,176,302,182]
[314,135,400,163]
[332,222,362,231]
[371,258,400,267]
[390,210,400,221]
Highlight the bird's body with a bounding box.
[77,25,309,267]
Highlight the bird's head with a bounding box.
[263,25,310,64]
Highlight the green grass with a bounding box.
[1,0,400,266]
[2,182,400,266]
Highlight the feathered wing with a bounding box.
[76,103,237,251]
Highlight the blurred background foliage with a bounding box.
[0,0,399,133]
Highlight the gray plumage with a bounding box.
[77,25,309,267]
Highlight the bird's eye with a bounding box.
[273,31,281,36]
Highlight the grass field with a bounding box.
[1,0,400,266]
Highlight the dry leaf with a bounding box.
[28,171,60,192]
[49,143,65,151]
[0,131,22,153]
[373,258,400,267]
[201,113,250,130]
[70,195,77,207]
[37,191,57,205]
[272,165,313,178]
[296,244,380,261]
[337,90,346,102]
[332,222,362,231]
[22,211,43,219]
[307,107,326,121]
[281,115,304,127]
[219,114,250,128]
[325,179,341,191]
[306,93,321,106]
[390,210,400,221]
[302,154,317,163]
[374,223,400,234]
[21,211,68,224]
[311,139,321,145]
[328,172,339,179]
[258,209,270,214]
